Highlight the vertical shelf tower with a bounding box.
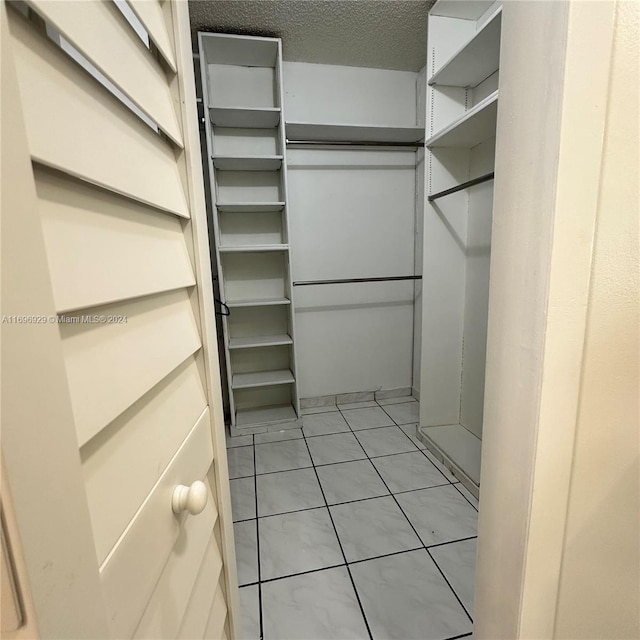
[198,33,300,432]
[419,1,502,496]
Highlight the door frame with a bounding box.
[474,1,619,638]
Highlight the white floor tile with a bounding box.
[350,549,472,640]
[226,432,254,448]
[228,445,255,479]
[430,538,477,618]
[330,496,421,562]
[396,485,478,546]
[355,426,418,458]
[372,451,449,493]
[316,459,389,505]
[259,507,343,580]
[234,520,258,586]
[254,428,303,445]
[342,406,395,431]
[302,412,350,437]
[239,585,260,640]
[230,476,256,521]
[306,432,367,466]
[255,439,312,475]
[382,401,420,425]
[399,423,426,449]
[261,567,369,640]
[423,448,458,482]
[454,483,480,510]
[256,468,324,517]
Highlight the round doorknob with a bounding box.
[172,480,208,515]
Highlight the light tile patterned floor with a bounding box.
[227,397,478,640]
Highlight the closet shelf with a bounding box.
[285,121,424,144]
[212,156,283,171]
[430,0,494,20]
[219,244,289,253]
[232,369,295,389]
[209,106,281,128]
[236,403,298,427]
[216,202,285,212]
[426,91,498,149]
[429,8,502,88]
[229,334,293,349]
[225,297,291,308]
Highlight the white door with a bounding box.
[0,1,239,638]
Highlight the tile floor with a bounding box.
[227,397,478,640]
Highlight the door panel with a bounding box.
[1,1,238,637]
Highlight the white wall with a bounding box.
[283,61,418,125]
[459,138,494,436]
[283,62,420,398]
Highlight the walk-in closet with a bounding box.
[192,1,499,638]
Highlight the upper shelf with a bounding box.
[426,91,498,149]
[430,0,494,20]
[285,121,425,144]
[429,8,502,88]
[210,106,281,129]
[213,156,283,171]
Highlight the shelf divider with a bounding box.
[232,369,295,389]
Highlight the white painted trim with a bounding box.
[474,2,617,638]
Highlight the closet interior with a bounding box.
[196,0,502,498]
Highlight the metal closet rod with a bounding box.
[428,172,495,202]
[293,275,422,286]
[286,139,424,149]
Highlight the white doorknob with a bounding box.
[172,480,208,515]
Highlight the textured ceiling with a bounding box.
[189,1,429,71]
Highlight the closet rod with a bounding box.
[428,172,495,202]
[286,140,424,149]
[293,275,422,286]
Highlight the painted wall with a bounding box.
[554,1,639,636]
[283,62,420,398]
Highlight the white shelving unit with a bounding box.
[428,7,502,88]
[426,90,498,148]
[199,32,300,432]
[419,0,503,497]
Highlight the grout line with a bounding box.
[298,427,375,640]
[259,562,346,585]
[232,480,455,524]
[427,546,474,623]
[377,402,455,485]
[336,404,476,621]
[251,442,264,640]
[452,482,479,512]
[233,400,477,637]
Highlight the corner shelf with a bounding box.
[218,244,289,253]
[426,91,498,148]
[215,202,285,212]
[236,403,298,427]
[285,121,424,144]
[231,369,295,389]
[229,334,293,349]
[429,8,502,88]
[212,156,283,171]
[210,106,281,128]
